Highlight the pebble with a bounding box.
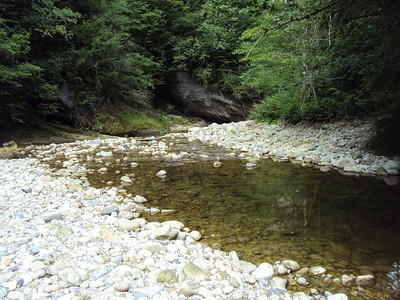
[43,212,63,222]
[114,282,130,292]
[134,195,148,203]
[341,274,354,287]
[156,170,167,177]
[297,277,307,285]
[189,230,202,241]
[253,262,274,280]
[310,266,327,276]
[327,294,348,300]
[356,274,376,287]
[282,260,301,271]
[101,205,119,215]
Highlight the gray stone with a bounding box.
[97,151,113,157]
[384,160,400,171]
[152,226,179,240]
[114,282,130,292]
[384,177,400,186]
[183,263,209,280]
[327,294,348,300]
[277,264,288,275]
[376,168,387,176]
[30,246,40,255]
[119,219,140,232]
[67,272,82,286]
[269,277,287,290]
[101,205,119,215]
[178,283,195,297]
[337,160,349,169]
[7,291,25,299]
[161,220,185,229]
[121,176,133,183]
[156,170,167,177]
[58,268,74,282]
[56,226,73,238]
[89,267,109,281]
[43,212,63,222]
[132,291,148,299]
[253,262,274,280]
[297,277,307,285]
[320,165,331,172]
[310,266,326,276]
[189,231,201,241]
[82,191,96,200]
[21,186,32,193]
[0,287,8,299]
[134,195,148,203]
[387,169,399,176]
[157,270,178,284]
[356,274,375,287]
[282,260,301,271]
[341,274,354,287]
[229,277,240,288]
[295,267,309,276]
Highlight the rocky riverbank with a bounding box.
[0,158,355,300]
[0,120,396,299]
[185,121,400,181]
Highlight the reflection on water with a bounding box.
[47,136,400,298]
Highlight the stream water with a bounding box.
[44,135,400,299]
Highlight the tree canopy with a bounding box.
[1,0,399,144]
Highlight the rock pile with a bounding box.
[1,121,390,299]
[1,157,337,300]
[184,121,400,179]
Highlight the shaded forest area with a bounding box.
[1,0,399,152]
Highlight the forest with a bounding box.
[1,0,399,151]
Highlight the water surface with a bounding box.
[48,136,400,298]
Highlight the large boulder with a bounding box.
[161,71,251,122]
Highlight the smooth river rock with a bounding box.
[356,274,376,287]
[183,263,209,281]
[253,263,274,280]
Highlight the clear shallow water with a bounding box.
[46,136,400,298]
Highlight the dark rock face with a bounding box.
[161,71,251,122]
[56,84,76,124]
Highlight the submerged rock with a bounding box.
[282,260,301,271]
[310,266,327,276]
[134,195,148,203]
[156,170,167,177]
[341,274,354,287]
[356,274,376,287]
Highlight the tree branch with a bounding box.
[244,0,343,60]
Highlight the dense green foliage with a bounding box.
[0,0,399,141]
[242,0,400,124]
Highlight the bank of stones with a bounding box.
[1,120,393,299]
[184,121,400,179]
[0,156,364,300]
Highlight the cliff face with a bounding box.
[159,71,252,123]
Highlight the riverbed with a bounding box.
[18,120,400,299]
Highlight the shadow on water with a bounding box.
[49,136,400,298]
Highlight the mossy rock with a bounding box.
[0,142,20,159]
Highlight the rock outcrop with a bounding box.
[160,71,252,122]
